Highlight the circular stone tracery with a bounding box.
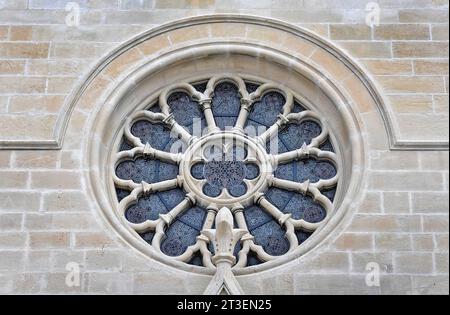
[112,74,340,268]
[180,132,271,208]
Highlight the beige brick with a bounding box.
[87,272,134,294]
[351,252,393,273]
[0,96,7,113]
[75,232,115,248]
[396,114,448,142]
[369,171,443,191]
[134,271,187,294]
[434,234,449,252]
[60,151,81,169]
[45,273,84,294]
[412,234,435,251]
[9,26,33,41]
[434,253,449,273]
[0,213,23,230]
[51,42,113,58]
[50,250,84,270]
[85,250,122,271]
[0,60,25,74]
[0,151,10,168]
[375,24,430,40]
[330,24,371,40]
[433,95,449,114]
[337,41,392,58]
[378,76,445,93]
[412,192,449,213]
[0,115,56,140]
[0,251,24,271]
[43,191,90,212]
[371,151,419,170]
[9,95,64,114]
[358,192,382,213]
[419,151,449,170]
[423,215,449,232]
[414,59,449,75]
[46,76,78,94]
[31,171,81,190]
[26,59,89,76]
[29,232,70,249]
[362,59,412,76]
[0,42,49,58]
[412,275,449,294]
[0,0,28,9]
[389,95,433,114]
[383,192,411,214]
[25,250,51,272]
[331,233,373,250]
[0,77,46,93]
[375,233,412,251]
[399,9,449,23]
[0,191,40,211]
[11,273,45,294]
[0,26,8,40]
[432,25,449,41]
[0,170,28,189]
[0,232,27,248]
[393,42,449,58]
[349,214,421,232]
[120,0,153,9]
[294,274,379,295]
[13,151,58,168]
[394,253,433,274]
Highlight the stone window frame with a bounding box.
[84,15,378,293]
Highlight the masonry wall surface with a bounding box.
[0,0,448,294]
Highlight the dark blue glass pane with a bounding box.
[274,158,337,183]
[245,163,260,179]
[265,187,292,210]
[116,158,178,184]
[119,137,133,152]
[244,205,272,231]
[320,138,335,153]
[188,252,203,266]
[292,101,307,113]
[251,220,290,256]
[246,82,260,94]
[148,104,161,112]
[125,193,167,223]
[204,161,246,189]
[191,162,205,179]
[244,118,266,137]
[283,192,326,223]
[247,251,264,267]
[296,230,312,245]
[161,220,199,257]
[203,183,221,197]
[229,183,247,197]
[161,206,206,257]
[167,91,206,134]
[156,188,186,210]
[140,231,155,245]
[273,163,295,181]
[131,120,173,151]
[115,188,130,202]
[193,82,207,93]
[212,82,241,129]
[322,187,337,202]
[177,206,206,231]
[247,92,285,127]
[278,120,322,152]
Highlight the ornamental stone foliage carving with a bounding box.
[112,75,340,293]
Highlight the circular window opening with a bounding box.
[112,75,340,268]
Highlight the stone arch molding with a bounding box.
[1,15,447,151]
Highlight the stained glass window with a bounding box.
[113,75,339,268]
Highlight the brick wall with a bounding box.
[0,0,448,294]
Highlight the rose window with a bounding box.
[113,75,339,268]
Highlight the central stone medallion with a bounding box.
[180,131,272,209]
